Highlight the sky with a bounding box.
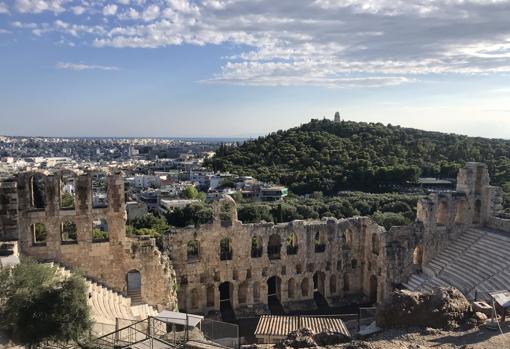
[1,0,510,138]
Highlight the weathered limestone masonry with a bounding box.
[0,170,177,310]
[416,162,504,264]
[164,196,424,316]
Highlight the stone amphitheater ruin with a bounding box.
[1,162,509,338]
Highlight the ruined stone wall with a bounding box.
[0,179,19,241]
[1,170,177,310]
[415,162,506,269]
[164,200,402,316]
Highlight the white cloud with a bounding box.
[71,5,85,15]
[15,0,67,14]
[103,4,118,16]
[56,62,119,71]
[142,4,159,21]
[0,2,9,14]
[9,0,510,87]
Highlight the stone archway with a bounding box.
[127,270,142,304]
[369,275,378,303]
[213,194,238,225]
[413,244,424,269]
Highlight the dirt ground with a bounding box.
[340,322,510,349]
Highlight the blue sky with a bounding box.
[1,0,510,138]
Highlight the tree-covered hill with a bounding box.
[210,119,510,194]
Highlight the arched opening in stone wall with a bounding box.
[369,275,378,303]
[253,282,260,303]
[92,218,109,242]
[191,288,199,309]
[314,232,326,253]
[219,282,233,311]
[336,260,342,271]
[455,200,466,224]
[187,239,200,261]
[30,174,46,209]
[219,237,232,261]
[60,171,75,210]
[343,273,350,292]
[436,201,448,226]
[371,233,379,255]
[206,284,215,307]
[351,259,358,269]
[267,234,281,260]
[301,278,309,297]
[473,199,482,224]
[267,276,283,314]
[288,278,296,299]
[61,220,77,244]
[92,173,108,208]
[238,282,248,304]
[313,271,326,295]
[251,236,263,258]
[330,275,337,294]
[286,233,298,255]
[296,263,302,274]
[31,223,47,245]
[413,245,424,269]
[127,270,142,304]
[267,276,281,301]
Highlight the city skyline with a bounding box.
[1,0,510,138]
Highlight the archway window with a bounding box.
[351,259,358,269]
[455,200,466,224]
[301,278,309,297]
[267,276,281,302]
[267,234,281,260]
[413,245,424,267]
[314,232,326,253]
[336,260,342,271]
[187,239,200,261]
[286,233,298,255]
[369,275,378,303]
[473,200,482,224]
[127,270,142,303]
[31,223,47,245]
[219,237,232,261]
[238,282,248,304]
[251,236,263,258]
[371,233,379,255]
[313,272,325,294]
[60,172,75,210]
[92,218,109,242]
[296,263,302,274]
[61,221,77,244]
[30,174,46,209]
[92,173,108,208]
[288,278,296,299]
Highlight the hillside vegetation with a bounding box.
[210,119,510,194]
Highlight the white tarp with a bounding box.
[154,310,204,327]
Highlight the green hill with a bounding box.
[210,119,510,194]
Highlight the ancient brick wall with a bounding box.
[164,199,398,315]
[2,170,177,310]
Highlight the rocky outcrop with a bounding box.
[376,287,472,330]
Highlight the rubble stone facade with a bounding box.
[0,170,177,310]
[0,162,503,318]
